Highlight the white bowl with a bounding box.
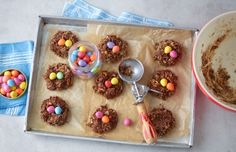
[192,11,236,112]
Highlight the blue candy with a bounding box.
[55,106,62,115]
[78,60,87,67]
[72,50,78,56]
[70,54,77,62]
[86,51,92,56]
[7,79,15,87]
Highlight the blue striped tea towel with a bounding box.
[0,41,34,116]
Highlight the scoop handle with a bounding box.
[136,102,157,144]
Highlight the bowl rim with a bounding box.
[192,11,236,112]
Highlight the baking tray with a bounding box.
[24,16,198,148]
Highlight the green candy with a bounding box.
[56,72,64,80]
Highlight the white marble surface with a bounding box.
[0,0,236,152]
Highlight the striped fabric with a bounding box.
[0,41,34,116]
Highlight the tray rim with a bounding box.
[24,15,198,148]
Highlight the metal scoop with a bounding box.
[118,58,158,144]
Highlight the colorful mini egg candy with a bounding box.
[6,92,11,98]
[86,51,92,56]
[2,75,10,83]
[123,118,132,126]
[10,91,17,98]
[112,46,120,53]
[11,86,16,91]
[14,78,21,86]
[102,115,110,123]
[11,70,19,77]
[47,106,55,114]
[65,39,72,47]
[15,88,23,95]
[18,74,25,81]
[56,72,64,80]
[164,46,172,54]
[7,79,15,87]
[78,51,86,59]
[111,77,119,85]
[167,83,175,91]
[0,76,3,84]
[3,85,11,93]
[170,50,178,58]
[160,78,168,87]
[107,41,115,49]
[0,88,6,95]
[4,71,11,76]
[19,82,27,90]
[70,55,77,63]
[83,56,90,63]
[55,106,62,115]
[90,54,96,61]
[79,46,87,52]
[95,111,103,119]
[78,60,87,67]
[49,72,57,80]
[72,50,78,56]
[58,38,65,46]
[105,80,112,88]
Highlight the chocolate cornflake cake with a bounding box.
[44,63,73,90]
[97,35,128,63]
[50,31,78,58]
[41,96,69,126]
[93,71,124,99]
[153,40,182,66]
[148,107,175,137]
[119,64,133,77]
[87,105,118,134]
[148,70,177,100]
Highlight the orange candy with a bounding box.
[0,88,6,95]
[112,45,120,53]
[16,88,23,95]
[102,115,110,123]
[90,55,96,61]
[58,38,65,46]
[11,70,19,77]
[166,83,175,91]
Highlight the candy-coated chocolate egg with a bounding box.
[19,82,26,90]
[47,106,55,113]
[102,115,110,123]
[164,46,172,54]
[123,118,132,126]
[4,71,11,76]
[11,70,19,77]
[166,83,175,91]
[65,40,72,47]
[160,78,168,87]
[86,51,92,56]
[11,86,16,91]
[6,93,11,98]
[3,85,11,93]
[72,50,78,56]
[0,88,6,95]
[79,46,87,52]
[18,74,25,81]
[170,50,178,58]
[112,46,120,53]
[55,106,62,115]
[83,56,90,63]
[107,41,115,49]
[105,80,112,88]
[70,54,77,62]
[7,79,15,87]
[111,78,119,85]
[58,38,65,46]
[78,60,87,67]
[78,51,86,59]
[49,72,57,80]
[16,88,23,95]
[14,78,21,86]
[0,76,3,84]
[3,75,10,83]
[56,72,64,80]
[10,91,17,98]
[95,111,103,119]
[90,55,96,61]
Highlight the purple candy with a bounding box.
[47,106,55,113]
[170,50,178,58]
[95,111,103,119]
[3,85,11,93]
[14,78,21,86]
[106,41,115,49]
[86,51,92,56]
[78,60,87,67]
[123,118,132,126]
[18,74,25,81]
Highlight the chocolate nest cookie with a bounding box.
[93,71,124,99]
[97,35,128,63]
[154,40,182,66]
[44,63,73,90]
[148,107,175,137]
[87,105,118,134]
[50,31,79,58]
[148,70,177,100]
[41,96,69,126]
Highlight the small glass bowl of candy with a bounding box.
[0,69,27,99]
[68,41,102,79]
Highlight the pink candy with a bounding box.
[170,50,178,58]
[14,78,21,85]
[47,106,55,113]
[3,85,11,93]
[0,76,3,84]
[123,118,132,126]
[18,74,25,81]
[95,111,103,119]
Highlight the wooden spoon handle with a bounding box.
[136,102,157,144]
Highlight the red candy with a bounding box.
[78,51,86,59]
[105,80,112,88]
[83,56,90,63]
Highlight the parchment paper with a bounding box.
[28,23,194,144]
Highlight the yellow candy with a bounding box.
[19,82,26,89]
[4,71,11,76]
[160,78,168,87]
[164,46,172,54]
[49,72,57,80]
[79,46,87,52]
[10,91,18,98]
[65,40,72,47]
[111,77,119,85]
[11,86,16,91]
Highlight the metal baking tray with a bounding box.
[24,15,198,148]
